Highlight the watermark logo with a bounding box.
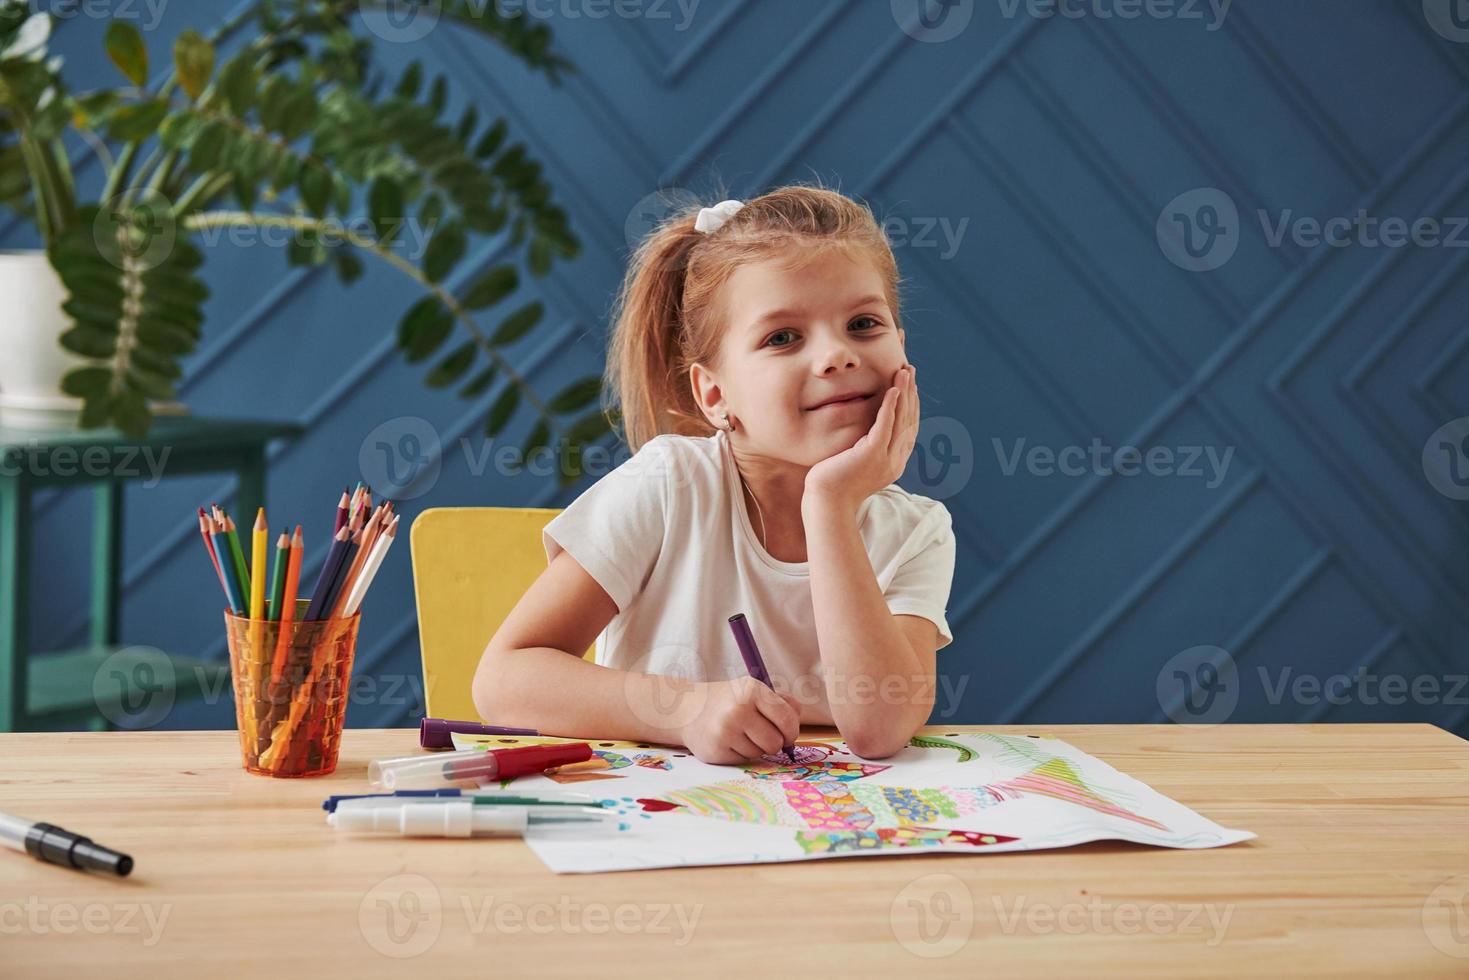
[1424,0,1469,43]
[0,898,171,946]
[890,873,973,957]
[1157,187,1239,272]
[93,190,177,274]
[994,895,1234,944]
[1423,417,1469,500]
[359,874,443,958]
[624,187,703,271]
[908,416,973,500]
[1423,873,1469,958]
[993,436,1235,488]
[43,0,170,33]
[892,0,974,43]
[359,416,443,501]
[879,215,970,259]
[92,646,176,729]
[995,0,1232,31]
[358,0,442,43]
[1156,645,1238,726]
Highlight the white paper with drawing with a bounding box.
[449,731,1255,874]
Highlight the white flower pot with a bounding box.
[0,249,88,429]
[0,249,189,429]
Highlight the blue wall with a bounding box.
[7,0,1468,734]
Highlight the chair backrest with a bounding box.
[410,507,594,722]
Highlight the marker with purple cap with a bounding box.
[727,612,796,761]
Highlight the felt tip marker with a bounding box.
[368,742,595,790]
[327,800,622,837]
[0,810,133,877]
[727,612,796,761]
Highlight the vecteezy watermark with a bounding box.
[1159,187,1469,272]
[879,215,971,260]
[1157,645,1469,725]
[0,441,171,486]
[890,873,974,958]
[891,0,974,43]
[92,190,178,274]
[496,0,701,30]
[1157,187,1240,272]
[993,895,1235,945]
[1156,645,1240,726]
[357,0,442,43]
[624,187,703,271]
[996,0,1232,31]
[993,437,1235,488]
[37,0,170,32]
[1424,0,1469,43]
[0,898,172,947]
[359,416,443,501]
[1258,209,1469,251]
[1423,417,1469,500]
[1424,873,1469,959]
[907,416,973,501]
[93,646,178,730]
[357,874,702,957]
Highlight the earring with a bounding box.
[720,411,732,432]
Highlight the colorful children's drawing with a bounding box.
[507,732,1255,873]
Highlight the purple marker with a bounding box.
[419,717,540,749]
[727,613,796,760]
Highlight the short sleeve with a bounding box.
[541,437,669,613]
[883,503,957,651]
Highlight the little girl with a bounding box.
[472,184,956,763]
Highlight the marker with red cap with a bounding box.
[369,742,594,790]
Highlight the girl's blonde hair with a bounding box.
[605,182,903,453]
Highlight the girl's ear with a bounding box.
[688,361,724,427]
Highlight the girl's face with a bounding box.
[692,247,907,467]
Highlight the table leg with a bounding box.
[0,472,32,732]
[88,480,123,732]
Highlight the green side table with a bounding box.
[0,416,304,732]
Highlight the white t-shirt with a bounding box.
[541,428,957,690]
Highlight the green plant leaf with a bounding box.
[298,164,330,217]
[522,418,551,462]
[60,366,111,399]
[397,296,453,363]
[111,388,150,438]
[395,61,422,98]
[187,119,228,172]
[59,325,117,359]
[422,219,465,283]
[367,176,404,243]
[461,265,516,309]
[473,119,506,159]
[218,53,257,115]
[106,99,168,142]
[547,376,602,414]
[485,383,519,436]
[425,341,475,388]
[489,300,543,347]
[173,29,214,101]
[332,248,363,284]
[457,365,497,399]
[105,21,148,87]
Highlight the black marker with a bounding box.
[0,810,133,877]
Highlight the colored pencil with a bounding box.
[223,511,250,600]
[329,506,383,620]
[269,525,304,686]
[333,488,349,533]
[209,518,246,613]
[198,509,226,598]
[317,524,362,619]
[343,514,398,616]
[267,530,289,621]
[302,527,352,621]
[249,508,268,621]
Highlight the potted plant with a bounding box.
[0,0,614,486]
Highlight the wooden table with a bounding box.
[2,725,1467,977]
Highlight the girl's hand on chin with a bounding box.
[803,364,919,515]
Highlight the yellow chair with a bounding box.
[410,507,595,722]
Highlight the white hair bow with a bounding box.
[694,199,744,234]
